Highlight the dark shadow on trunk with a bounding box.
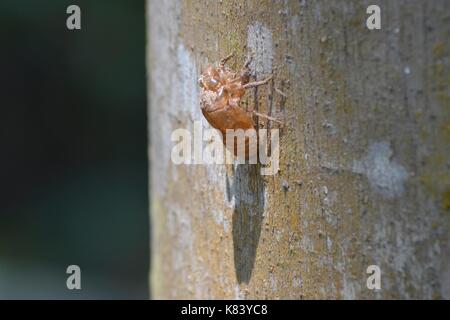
[229,164,265,284]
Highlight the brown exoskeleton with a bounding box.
[198,53,282,161]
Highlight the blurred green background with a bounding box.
[0,1,148,298]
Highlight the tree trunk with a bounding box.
[147,0,450,299]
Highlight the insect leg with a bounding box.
[251,110,284,125]
[274,87,287,98]
[220,52,235,67]
[239,56,253,84]
[243,55,253,68]
[242,76,273,89]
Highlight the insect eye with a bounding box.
[199,75,220,90]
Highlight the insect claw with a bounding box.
[220,52,235,66]
[242,76,272,89]
[275,87,287,98]
[251,110,284,125]
[244,55,253,68]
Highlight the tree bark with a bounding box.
[147,0,450,299]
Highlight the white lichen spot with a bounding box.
[300,235,314,252]
[264,189,270,210]
[176,43,202,121]
[269,272,278,291]
[324,190,338,207]
[290,15,301,36]
[322,120,337,135]
[210,207,229,232]
[234,285,244,300]
[342,274,357,300]
[404,67,411,75]
[353,142,409,198]
[292,275,303,288]
[205,163,227,196]
[211,209,224,226]
[223,216,230,233]
[326,236,333,251]
[441,263,450,299]
[247,22,273,78]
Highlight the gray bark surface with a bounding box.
[147,0,450,299]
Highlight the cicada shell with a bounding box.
[198,54,272,161]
